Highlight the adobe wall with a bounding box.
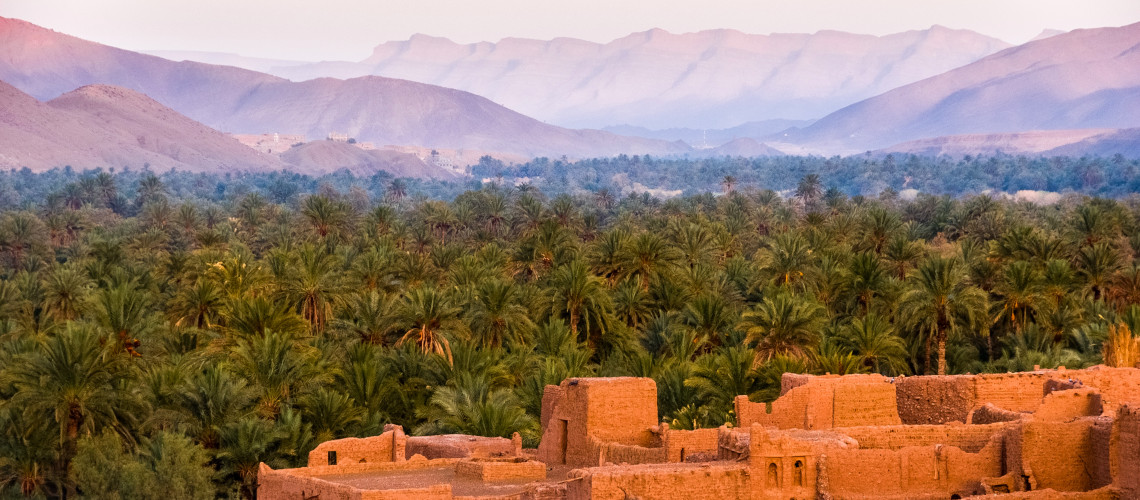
[1063,368,1140,415]
[537,377,658,467]
[747,424,849,499]
[838,422,1009,453]
[897,367,1140,425]
[454,458,546,482]
[664,428,720,462]
[1015,418,1113,492]
[736,375,901,430]
[1112,405,1140,497]
[896,376,977,424]
[964,487,1121,499]
[308,426,405,466]
[256,462,456,500]
[595,439,667,465]
[405,434,516,460]
[822,440,1003,499]
[1034,389,1103,422]
[565,463,751,500]
[969,404,1026,425]
[540,384,564,434]
[258,463,364,500]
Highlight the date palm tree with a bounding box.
[991,260,1045,337]
[898,256,988,375]
[170,279,223,330]
[838,314,909,375]
[613,278,652,330]
[548,259,614,349]
[42,264,92,322]
[301,195,351,240]
[755,231,816,290]
[278,245,350,335]
[176,364,254,449]
[741,293,825,365]
[681,293,738,350]
[396,287,466,363]
[621,232,681,291]
[1076,242,1121,301]
[6,324,138,496]
[231,330,326,418]
[468,280,534,349]
[335,291,397,345]
[414,373,534,438]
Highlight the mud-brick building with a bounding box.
[258,367,1140,499]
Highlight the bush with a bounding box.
[72,432,216,500]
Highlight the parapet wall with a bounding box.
[736,374,901,430]
[565,463,751,500]
[838,422,1008,453]
[822,440,1003,499]
[897,367,1140,425]
[405,433,518,460]
[308,426,405,466]
[664,428,720,462]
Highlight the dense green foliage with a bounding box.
[1,163,1140,498]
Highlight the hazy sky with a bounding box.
[6,0,1140,61]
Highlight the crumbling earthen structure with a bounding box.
[258,367,1140,499]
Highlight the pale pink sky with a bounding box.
[5,0,1140,61]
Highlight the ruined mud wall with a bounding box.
[1114,405,1140,496]
[256,462,457,500]
[895,376,976,424]
[258,463,365,500]
[898,368,1140,425]
[736,376,900,430]
[823,441,1002,499]
[969,403,1025,425]
[596,438,668,465]
[540,384,564,434]
[963,488,1120,499]
[1034,389,1103,422]
[1018,418,1112,492]
[308,427,405,466]
[566,463,750,500]
[664,428,720,462]
[1066,368,1140,415]
[455,459,546,482]
[405,434,514,460]
[838,423,1008,453]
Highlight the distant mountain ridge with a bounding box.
[191,26,1010,129]
[0,17,690,160]
[784,22,1140,153]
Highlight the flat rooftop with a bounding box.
[317,464,577,497]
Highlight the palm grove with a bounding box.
[1,164,1140,499]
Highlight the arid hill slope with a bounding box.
[0,81,284,172]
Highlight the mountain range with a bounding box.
[159,27,1011,130]
[2,15,1140,174]
[785,22,1140,152]
[0,16,686,161]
